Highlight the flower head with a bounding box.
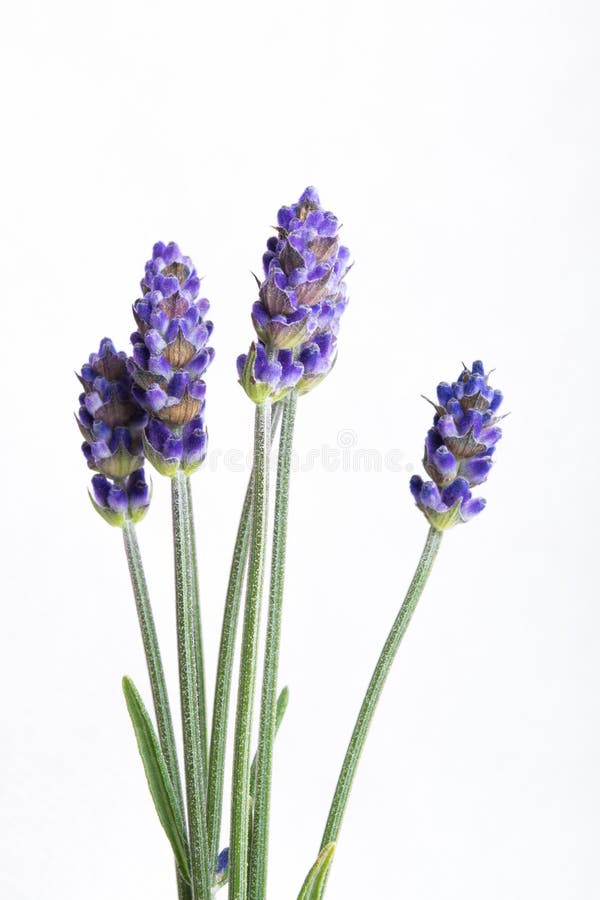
[76,338,150,525]
[130,242,214,427]
[130,242,213,474]
[410,360,503,529]
[241,187,350,402]
[77,338,147,479]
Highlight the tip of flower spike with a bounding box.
[299,185,320,205]
[276,187,321,227]
[140,241,203,302]
[97,337,119,356]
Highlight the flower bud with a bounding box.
[144,415,208,477]
[237,342,302,404]
[214,848,229,888]
[89,469,151,527]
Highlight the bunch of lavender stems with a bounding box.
[75,193,504,900]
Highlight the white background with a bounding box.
[1,1,599,898]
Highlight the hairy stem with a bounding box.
[172,472,212,900]
[249,392,297,900]
[207,404,282,870]
[122,519,191,900]
[185,475,209,781]
[319,526,443,881]
[229,402,271,900]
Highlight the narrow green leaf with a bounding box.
[249,686,289,802]
[297,843,336,900]
[122,676,191,885]
[275,685,290,730]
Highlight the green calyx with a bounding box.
[238,344,274,404]
[419,498,465,531]
[88,484,151,527]
[143,433,181,477]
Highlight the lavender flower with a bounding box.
[410,360,503,529]
[296,332,337,395]
[130,242,214,474]
[90,469,151,527]
[237,342,303,404]
[76,338,150,525]
[214,847,229,887]
[144,415,208,478]
[240,187,350,402]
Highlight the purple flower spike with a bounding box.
[77,338,147,480]
[240,187,350,401]
[130,242,214,429]
[411,361,504,529]
[77,339,151,526]
[130,242,213,476]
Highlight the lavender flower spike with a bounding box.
[130,242,214,475]
[410,360,503,529]
[253,186,350,352]
[240,187,351,401]
[76,338,150,525]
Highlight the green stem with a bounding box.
[172,472,212,900]
[207,404,282,870]
[249,392,297,900]
[229,402,271,900]
[121,520,191,900]
[320,526,443,856]
[185,475,209,781]
[122,519,185,807]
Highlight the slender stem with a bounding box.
[177,871,193,900]
[121,520,191,900]
[206,481,252,868]
[320,526,443,854]
[122,519,185,807]
[249,392,297,900]
[207,404,282,870]
[172,472,212,900]
[229,402,271,900]
[185,475,209,781]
